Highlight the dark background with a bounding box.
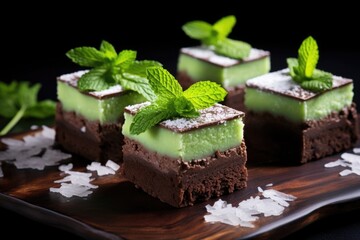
[1,2,360,239]
[1,2,360,106]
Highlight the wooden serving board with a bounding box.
[1,129,360,240]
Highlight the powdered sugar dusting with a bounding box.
[58,70,124,98]
[161,104,243,132]
[246,69,352,100]
[0,126,72,176]
[125,103,243,132]
[204,185,296,227]
[181,46,269,67]
[124,102,151,115]
[324,150,360,176]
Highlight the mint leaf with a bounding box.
[174,96,199,118]
[183,81,227,109]
[100,40,117,60]
[130,66,228,135]
[146,67,183,100]
[126,60,163,77]
[120,73,157,101]
[129,103,173,135]
[114,50,137,69]
[287,36,333,92]
[182,15,251,59]
[215,38,251,59]
[67,41,161,99]
[213,15,236,40]
[182,21,213,40]
[297,36,319,78]
[0,81,56,136]
[66,47,105,67]
[78,67,113,91]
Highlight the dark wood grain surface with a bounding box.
[1,130,360,240]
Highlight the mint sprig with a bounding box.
[130,67,227,135]
[287,36,333,92]
[66,40,161,100]
[182,15,251,59]
[0,81,56,136]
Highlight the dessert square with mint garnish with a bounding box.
[244,36,359,165]
[122,66,248,207]
[177,15,270,111]
[55,40,161,163]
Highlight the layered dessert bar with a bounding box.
[244,39,359,165]
[177,15,270,111]
[122,103,247,207]
[55,40,161,163]
[121,66,247,207]
[55,70,145,163]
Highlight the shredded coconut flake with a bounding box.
[80,126,86,133]
[86,161,119,176]
[0,126,71,172]
[324,149,360,176]
[50,168,98,198]
[204,186,296,227]
[105,160,120,171]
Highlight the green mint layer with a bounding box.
[245,70,353,122]
[122,110,244,161]
[57,81,145,124]
[177,47,270,88]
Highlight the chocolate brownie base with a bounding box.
[177,71,245,111]
[245,103,359,165]
[123,138,248,208]
[55,103,123,163]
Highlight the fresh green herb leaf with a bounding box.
[77,66,113,91]
[214,38,252,59]
[129,67,227,135]
[0,81,56,136]
[182,15,251,59]
[286,36,333,92]
[213,15,236,40]
[183,81,227,109]
[182,21,213,40]
[130,102,174,135]
[146,67,183,100]
[297,36,319,78]
[174,96,200,118]
[66,41,162,99]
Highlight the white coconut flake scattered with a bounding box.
[324,148,360,176]
[266,183,274,187]
[353,148,360,154]
[105,160,120,171]
[30,125,39,130]
[0,126,71,170]
[86,161,116,176]
[50,168,98,198]
[204,186,296,227]
[59,163,73,172]
[80,126,86,133]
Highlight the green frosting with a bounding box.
[57,81,145,124]
[177,47,270,88]
[245,71,354,122]
[122,112,244,161]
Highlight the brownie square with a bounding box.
[55,103,123,163]
[123,138,247,207]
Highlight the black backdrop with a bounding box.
[1,2,360,106]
